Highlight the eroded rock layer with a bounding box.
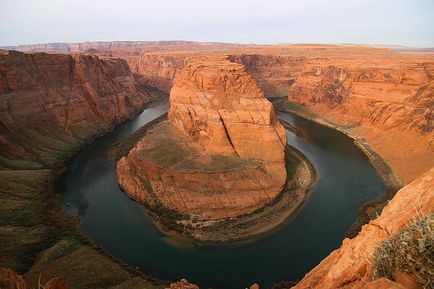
[117,47,434,185]
[168,58,287,161]
[292,167,434,289]
[0,49,149,169]
[117,58,287,223]
[287,59,434,183]
[0,49,159,288]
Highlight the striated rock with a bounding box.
[0,49,151,282]
[292,167,434,289]
[168,58,286,161]
[125,54,189,92]
[111,45,434,185]
[116,57,287,234]
[228,54,306,96]
[0,49,149,169]
[288,59,434,183]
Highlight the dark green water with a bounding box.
[58,104,385,289]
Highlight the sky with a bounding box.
[0,0,433,47]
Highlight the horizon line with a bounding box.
[1,39,434,50]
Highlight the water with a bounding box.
[58,104,385,289]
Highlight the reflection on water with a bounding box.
[58,104,385,289]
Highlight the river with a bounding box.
[58,103,385,289]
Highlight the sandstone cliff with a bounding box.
[122,49,434,184]
[0,49,149,169]
[168,58,287,161]
[227,54,306,96]
[125,54,188,92]
[116,58,289,240]
[287,58,434,183]
[0,50,159,288]
[1,40,247,56]
[292,167,434,289]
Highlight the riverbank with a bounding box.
[0,89,170,289]
[111,115,316,243]
[274,99,403,237]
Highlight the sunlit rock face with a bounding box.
[168,57,287,161]
[288,60,434,184]
[116,57,287,221]
[292,167,434,289]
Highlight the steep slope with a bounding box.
[0,49,148,169]
[125,54,188,92]
[168,57,287,161]
[292,167,434,289]
[287,59,434,183]
[227,54,306,96]
[0,50,163,288]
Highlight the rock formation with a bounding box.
[0,49,149,169]
[227,54,306,96]
[125,54,189,92]
[0,49,158,288]
[292,167,434,289]
[116,57,287,238]
[110,44,434,185]
[287,59,434,184]
[168,57,286,162]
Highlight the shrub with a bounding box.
[370,213,434,288]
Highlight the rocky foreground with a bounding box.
[115,57,312,241]
[292,167,434,289]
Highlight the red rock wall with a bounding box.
[288,59,434,183]
[125,54,188,92]
[292,167,434,289]
[168,58,287,161]
[227,54,306,96]
[0,50,149,169]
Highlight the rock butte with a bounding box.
[116,57,287,227]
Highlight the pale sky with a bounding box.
[0,0,433,47]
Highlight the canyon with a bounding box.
[0,42,433,289]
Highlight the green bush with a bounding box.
[371,213,434,288]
